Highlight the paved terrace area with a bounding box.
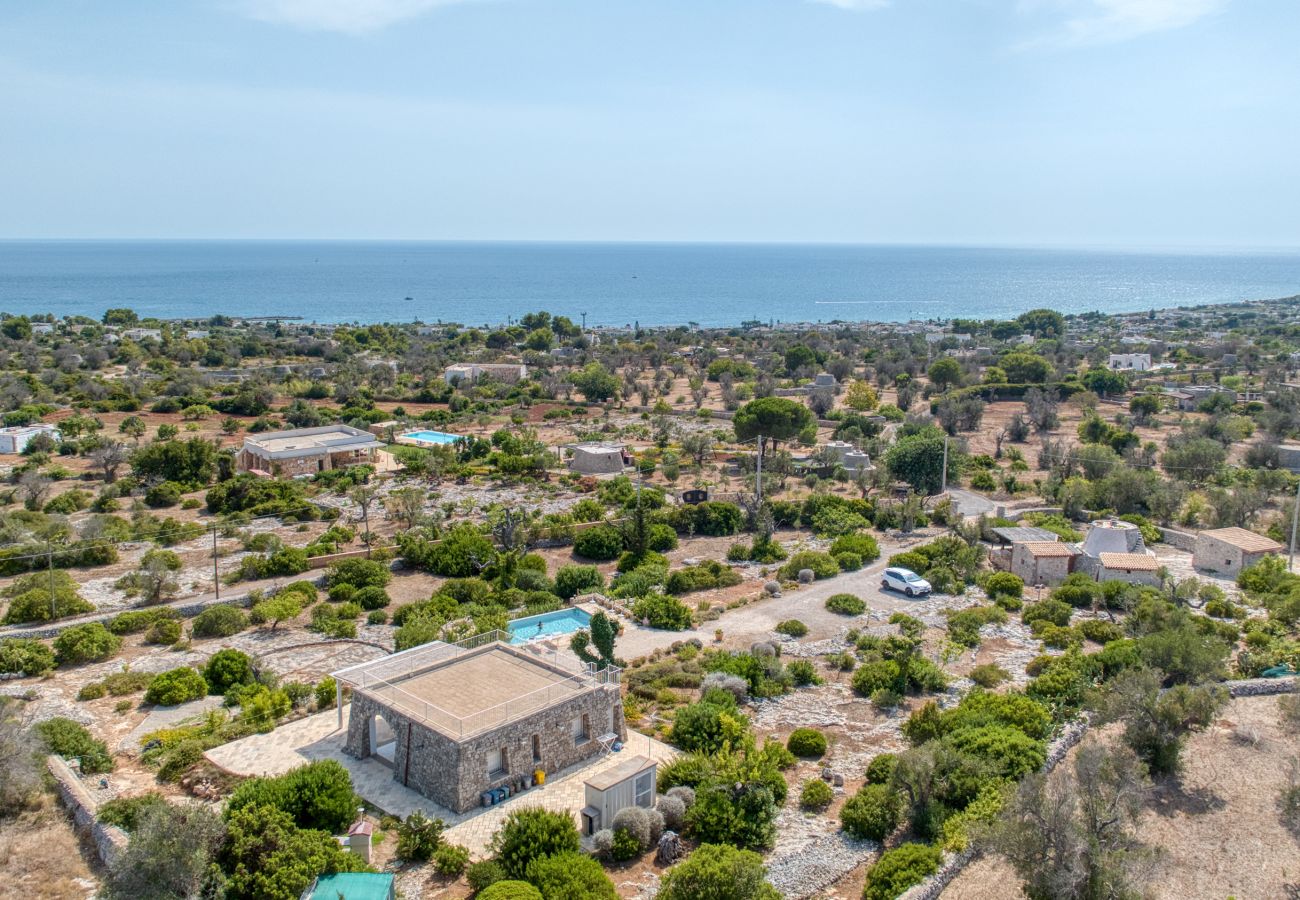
[204,706,674,855]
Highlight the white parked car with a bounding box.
[881,567,931,597]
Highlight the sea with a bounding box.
[1,240,1299,329]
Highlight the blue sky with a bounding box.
[1,0,1297,246]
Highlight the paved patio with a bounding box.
[204,705,675,855]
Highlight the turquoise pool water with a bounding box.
[403,430,462,445]
[508,608,591,644]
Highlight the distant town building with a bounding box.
[444,363,528,385]
[237,425,383,477]
[1108,353,1151,372]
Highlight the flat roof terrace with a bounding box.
[337,635,616,740]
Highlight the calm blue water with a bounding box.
[1,241,1299,328]
[508,608,591,644]
[402,430,463,445]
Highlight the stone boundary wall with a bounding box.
[47,755,128,868]
[305,547,374,569]
[1157,526,1198,552]
[895,678,1296,900]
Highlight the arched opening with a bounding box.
[369,713,396,766]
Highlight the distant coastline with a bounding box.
[2,240,1299,328]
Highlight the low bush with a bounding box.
[969,663,1009,688]
[395,810,445,861]
[53,623,121,666]
[0,638,55,676]
[800,779,833,810]
[36,717,113,773]
[433,842,470,876]
[787,728,828,758]
[787,659,819,686]
[144,619,182,645]
[840,783,899,840]
[830,532,881,563]
[203,648,255,694]
[525,851,618,899]
[190,604,248,638]
[825,593,865,616]
[775,619,808,638]
[490,806,581,878]
[865,753,897,785]
[573,525,625,561]
[863,843,942,900]
[477,882,540,900]
[144,667,208,706]
[778,552,840,581]
[631,594,693,630]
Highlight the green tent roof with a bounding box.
[306,872,394,900]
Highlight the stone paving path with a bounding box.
[205,706,675,856]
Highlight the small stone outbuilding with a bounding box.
[1009,541,1078,587]
[569,443,629,475]
[1193,527,1283,577]
[1096,552,1162,587]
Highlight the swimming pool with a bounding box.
[508,608,591,644]
[402,430,463,445]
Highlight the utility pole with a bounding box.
[755,435,763,505]
[46,542,56,621]
[1290,481,1300,572]
[581,312,587,333]
[212,525,221,600]
[940,434,950,494]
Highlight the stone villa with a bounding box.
[236,425,384,477]
[335,634,625,813]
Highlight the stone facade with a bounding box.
[344,671,625,814]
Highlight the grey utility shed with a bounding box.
[580,755,656,836]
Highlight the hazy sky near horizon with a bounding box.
[2,0,1298,247]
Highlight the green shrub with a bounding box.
[657,843,780,900]
[191,604,248,638]
[395,810,445,861]
[865,753,897,786]
[467,861,509,894]
[144,481,183,508]
[839,783,899,840]
[611,827,642,861]
[800,779,834,810]
[825,593,866,615]
[144,619,182,645]
[1078,618,1124,644]
[632,594,693,630]
[788,659,819,686]
[490,806,581,878]
[77,682,107,701]
[835,551,864,572]
[327,558,390,590]
[315,676,337,710]
[863,842,942,900]
[102,670,152,696]
[36,717,113,773]
[97,792,167,831]
[983,571,1024,602]
[203,648,255,694]
[946,724,1045,780]
[225,760,358,833]
[778,551,840,581]
[969,664,1009,688]
[775,619,808,638]
[830,532,881,563]
[144,667,208,706]
[647,523,679,552]
[574,525,625,561]
[525,850,621,898]
[787,728,828,758]
[157,740,206,782]
[0,638,55,676]
[477,881,541,900]
[352,586,391,610]
[53,623,121,666]
[433,842,470,876]
[1022,598,1072,629]
[851,660,899,697]
[2,571,94,624]
[107,607,179,635]
[554,564,604,600]
[665,560,742,595]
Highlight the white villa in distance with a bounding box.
[1108,353,1152,371]
[444,363,528,385]
[236,425,383,477]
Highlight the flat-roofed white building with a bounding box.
[444,363,528,385]
[236,424,383,477]
[1108,353,1152,371]
[0,424,58,454]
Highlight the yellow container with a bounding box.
[534,769,546,786]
